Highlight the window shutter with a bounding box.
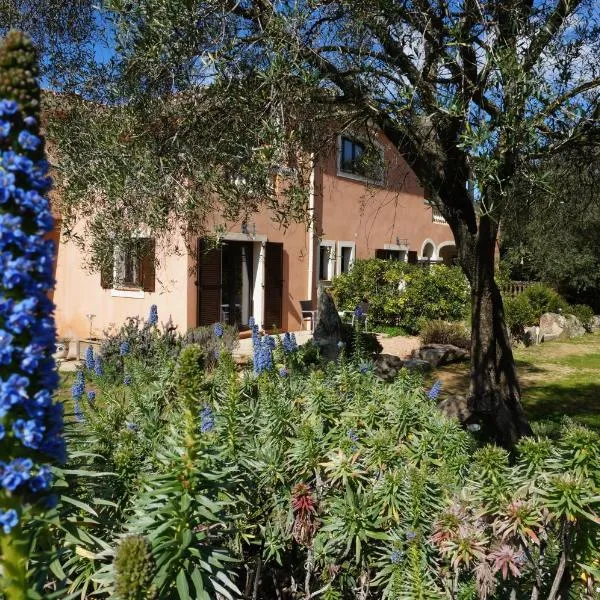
[100,253,114,289]
[375,249,386,259]
[197,239,222,326]
[407,250,418,264]
[141,238,156,292]
[264,242,284,330]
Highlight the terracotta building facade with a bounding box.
[52,128,457,339]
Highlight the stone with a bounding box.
[53,339,69,360]
[592,316,600,333]
[374,353,404,381]
[523,325,541,346]
[411,344,469,368]
[438,395,472,424]
[402,359,432,372]
[539,312,585,341]
[312,289,343,361]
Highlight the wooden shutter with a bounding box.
[407,250,418,264]
[197,239,222,326]
[140,238,156,292]
[100,251,114,289]
[264,242,283,330]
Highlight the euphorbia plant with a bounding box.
[0,31,65,599]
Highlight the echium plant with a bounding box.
[0,31,65,600]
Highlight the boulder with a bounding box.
[312,290,343,361]
[539,312,585,341]
[374,354,403,381]
[411,344,469,368]
[591,316,600,333]
[438,395,472,424]
[402,359,432,372]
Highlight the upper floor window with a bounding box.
[338,135,384,183]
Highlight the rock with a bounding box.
[54,339,69,360]
[374,353,403,381]
[402,359,432,372]
[523,325,541,346]
[411,344,469,368]
[438,395,472,424]
[540,312,585,341]
[591,315,600,333]
[312,289,343,361]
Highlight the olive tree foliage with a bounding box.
[0,1,102,90]
[49,0,600,446]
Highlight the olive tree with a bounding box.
[51,0,600,446]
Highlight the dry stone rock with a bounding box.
[374,354,403,381]
[540,312,585,341]
[523,325,541,346]
[312,289,343,360]
[438,395,472,424]
[402,359,432,372]
[411,344,469,368]
[592,316,600,332]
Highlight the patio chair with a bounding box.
[300,300,318,333]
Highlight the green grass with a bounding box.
[432,333,600,430]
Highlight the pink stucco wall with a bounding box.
[53,128,455,339]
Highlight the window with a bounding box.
[115,244,142,288]
[337,241,356,275]
[376,249,407,262]
[101,238,156,294]
[318,241,335,281]
[338,135,384,183]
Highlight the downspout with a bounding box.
[307,155,315,301]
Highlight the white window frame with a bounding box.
[383,243,408,262]
[318,240,336,282]
[336,134,385,185]
[337,241,356,275]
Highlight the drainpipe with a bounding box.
[307,155,315,301]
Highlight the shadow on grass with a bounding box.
[523,381,600,430]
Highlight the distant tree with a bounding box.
[502,151,600,310]
[49,1,600,446]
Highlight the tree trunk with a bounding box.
[464,215,532,447]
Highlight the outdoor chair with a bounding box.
[300,300,318,333]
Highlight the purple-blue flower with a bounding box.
[0,424,4,440]
[213,322,224,338]
[427,379,442,400]
[124,374,132,386]
[1,458,33,492]
[390,550,403,564]
[94,356,104,377]
[0,508,19,534]
[73,399,84,422]
[125,421,139,432]
[85,345,95,370]
[13,418,45,449]
[18,130,41,151]
[0,99,18,115]
[354,306,364,318]
[147,304,158,326]
[405,530,417,542]
[119,341,130,356]
[0,120,11,138]
[87,390,96,405]
[28,465,53,493]
[279,367,288,377]
[200,405,215,433]
[282,332,297,353]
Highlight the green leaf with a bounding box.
[176,568,190,599]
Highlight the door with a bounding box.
[264,242,283,330]
[197,240,222,326]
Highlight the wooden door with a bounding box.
[264,242,283,330]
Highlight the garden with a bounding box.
[2,4,600,599]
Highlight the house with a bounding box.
[51,127,457,339]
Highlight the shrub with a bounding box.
[569,303,595,332]
[330,259,469,333]
[522,282,569,320]
[420,320,471,349]
[503,294,537,339]
[183,323,238,366]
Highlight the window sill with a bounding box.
[111,288,145,299]
[336,169,384,187]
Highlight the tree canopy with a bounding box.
[44,0,600,444]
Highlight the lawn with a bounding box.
[431,333,600,430]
